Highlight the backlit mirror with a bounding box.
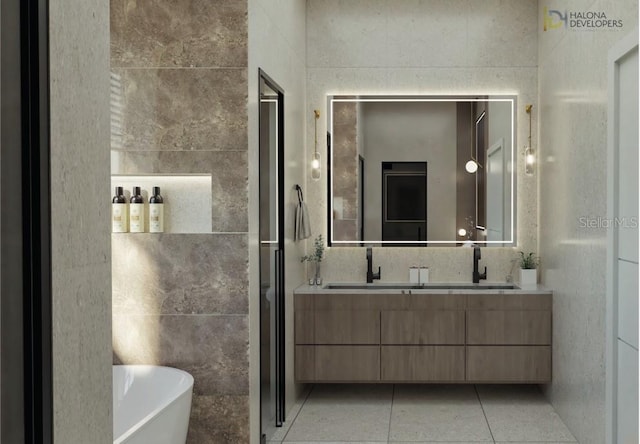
[327,95,516,246]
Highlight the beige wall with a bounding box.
[537,1,638,443]
[306,0,538,283]
[248,0,307,440]
[50,0,112,441]
[110,1,250,442]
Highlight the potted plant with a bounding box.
[518,251,539,287]
[301,235,325,285]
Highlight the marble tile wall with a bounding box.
[306,0,538,284]
[50,0,112,442]
[110,0,250,442]
[537,1,638,443]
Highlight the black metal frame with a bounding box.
[258,68,286,443]
[21,0,53,441]
[1,0,52,441]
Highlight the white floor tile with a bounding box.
[284,442,387,444]
[477,385,577,443]
[283,384,393,442]
[389,385,493,442]
[270,386,313,442]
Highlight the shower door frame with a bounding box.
[1,0,53,441]
[258,69,286,443]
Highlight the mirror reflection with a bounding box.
[328,95,516,246]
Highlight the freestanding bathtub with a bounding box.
[113,365,194,444]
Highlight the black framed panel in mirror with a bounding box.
[327,95,517,247]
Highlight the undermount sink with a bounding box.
[322,283,519,290]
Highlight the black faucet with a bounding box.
[366,247,381,283]
[473,246,487,284]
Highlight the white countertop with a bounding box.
[294,282,552,295]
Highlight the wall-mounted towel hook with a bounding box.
[295,184,304,204]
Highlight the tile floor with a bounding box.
[268,384,577,444]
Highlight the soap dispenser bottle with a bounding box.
[149,186,164,233]
[129,186,145,233]
[112,186,128,233]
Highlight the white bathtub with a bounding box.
[113,365,194,444]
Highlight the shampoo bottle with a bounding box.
[149,186,164,233]
[129,186,145,233]
[112,186,128,232]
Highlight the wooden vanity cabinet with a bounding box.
[294,294,381,382]
[294,291,552,383]
[380,308,466,382]
[465,294,552,383]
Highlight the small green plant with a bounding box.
[301,235,325,263]
[519,251,539,269]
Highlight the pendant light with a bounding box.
[311,110,321,181]
[465,160,478,173]
[524,104,535,176]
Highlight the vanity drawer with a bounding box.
[466,310,551,345]
[295,345,380,382]
[381,310,465,344]
[381,346,465,382]
[466,346,551,382]
[467,293,552,310]
[317,310,379,344]
[295,309,380,344]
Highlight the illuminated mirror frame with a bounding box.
[327,95,517,247]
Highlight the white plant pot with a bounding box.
[519,268,537,287]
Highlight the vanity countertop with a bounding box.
[294,282,552,295]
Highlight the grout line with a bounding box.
[474,384,496,444]
[270,386,310,443]
[111,66,247,70]
[281,384,315,443]
[386,384,395,443]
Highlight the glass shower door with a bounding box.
[259,71,285,442]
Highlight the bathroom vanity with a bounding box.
[294,285,552,384]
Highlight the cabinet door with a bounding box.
[314,310,380,344]
[466,310,551,345]
[295,345,316,381]
[295,309,315,344]
[617,341,639,444]
[381,310,465,344]
[381,346,465,382]
[466,346,551,382]
[295,345,380,382]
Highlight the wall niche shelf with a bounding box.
[111,174,212,234]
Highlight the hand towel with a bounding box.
[295,186,312,241]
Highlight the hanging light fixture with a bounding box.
[465,160,478,173]
[311,110,321,181]
[466,109,478,174]
[524,104,535,176]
